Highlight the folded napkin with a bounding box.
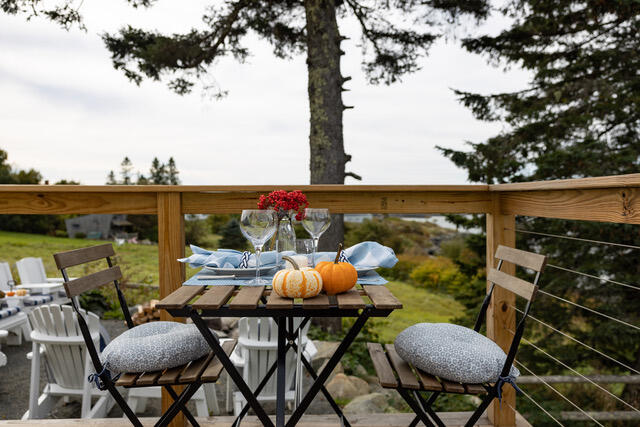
[313,241,398,268]
[180,241,398,270]
[179,246,295,268]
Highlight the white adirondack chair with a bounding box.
[229,317,317,415]
[0,262,31,345]
[23,304,114,419]
[16,257,66,295]
[0,329,8,367]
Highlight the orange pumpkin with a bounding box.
[315,244,358,295]
[272,256,323,299]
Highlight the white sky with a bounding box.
[0,1,529,185]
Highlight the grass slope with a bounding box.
[371,280,463,342]
[0,231,463,334]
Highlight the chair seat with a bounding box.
[23,295,54,306]
[367,343,488,395]
[0,306,21,319]
[102,321,216,373]
[393,323,519,384]
[116,339,237,388]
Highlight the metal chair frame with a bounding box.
[55,246,203,427]
[398,257,543,427]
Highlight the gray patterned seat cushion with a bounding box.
[394,323,519,384]
[101,321,213,373]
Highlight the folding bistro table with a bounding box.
[157,284,402,427]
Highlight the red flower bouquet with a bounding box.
[257,190,308,221]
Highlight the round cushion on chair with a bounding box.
[394,323,519,384]
[101,321,213,373]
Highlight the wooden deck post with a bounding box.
[157,192,186,427]
[486,193,517,426]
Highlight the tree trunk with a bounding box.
[304,0,345,331]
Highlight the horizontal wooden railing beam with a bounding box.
[490,173,640,191]
[182,190,492,214]
[0,192,157,215]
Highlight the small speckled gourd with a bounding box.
[272,256,323,299]
[315,244,358,295]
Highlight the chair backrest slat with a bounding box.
[495,245,547,272]
[64,266,122,298]
[487,268,538,301]
[0,262,13,290]
[16,257,47,283]
[54,244,115,270]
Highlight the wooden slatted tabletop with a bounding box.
[157,284,402,314]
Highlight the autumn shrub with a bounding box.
[410,256,466,293]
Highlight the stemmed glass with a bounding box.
[301,208,332,267]
[239,209,277,285]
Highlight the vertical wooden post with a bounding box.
[157,192,185,427]
[486,193,517,426]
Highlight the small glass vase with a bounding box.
[274,215,296,266]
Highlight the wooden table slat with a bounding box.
[115,372,139,387]
[136,371,163,386]
[266,291,293,309]
[302,294,330,309]
[384,344,420,389]
[192,286,235,310]
[156,286,205,310]
[201,340,238,381]
[179,353,215,384]
[229,286,265,309]
[336,288,366,309]
[366,342,397,388]
[416,369,443,392]
[363,285,402,309]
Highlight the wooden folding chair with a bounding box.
[53,244,236,427]
[367,245,546,427]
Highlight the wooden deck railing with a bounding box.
[2,174,639,426]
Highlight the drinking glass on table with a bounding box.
[301,208,331,267]
[239,209,277,285]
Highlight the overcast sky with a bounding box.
[0,1,529,185]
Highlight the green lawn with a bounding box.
[370,280,463,342]
[0,231,463,330]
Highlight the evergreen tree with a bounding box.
[218,218,247,251]
[106,170,117,185]
[3,0,490,249]
[149,157,167,184]
[167,157,179,185]
[120,156,133,185]
[439,0,640,417]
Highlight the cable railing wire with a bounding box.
[509,304,640,375]
[537,289,640,332]
[514,360,604,426]
[506,394,565,427]
[508,329,640,413]
[512,228,640,251]
[546,263,640,292]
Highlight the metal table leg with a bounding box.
[276,316,287,427]
[190,311,274,427]
[286,309,372,427]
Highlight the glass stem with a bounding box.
[311,237,319,267]
[255,245,263,282]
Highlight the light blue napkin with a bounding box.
[313,241,398,268]
[180,241,397,270]
[179,245,295,268]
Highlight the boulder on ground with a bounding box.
[343,392,389,414]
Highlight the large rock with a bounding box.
[349,375,370,396]
[343,393,389,414]
[326,373,359,400]
[312,341,340,370]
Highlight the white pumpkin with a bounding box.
[272,256,323,299]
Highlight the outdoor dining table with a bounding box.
[156,282,402,427]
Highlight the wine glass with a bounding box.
[239,209,277,285]
[301,208,332,267]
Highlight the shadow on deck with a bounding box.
[0,412,531,426]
